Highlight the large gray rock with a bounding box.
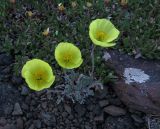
[104,50,160,115]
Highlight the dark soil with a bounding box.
[0,53,148,129]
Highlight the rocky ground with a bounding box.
[0,52,149,129]
[1,1,160,128]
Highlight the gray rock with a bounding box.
[28,124,34,129]
[41,102,47,109]
[87,104,95,111]
[99,100,109,107]
[46,92,52,100]
[62,112,68,118]
[26,113,32,119]
[30,100,36,106]
[1,66,11,74]
[4,105,13,115]
[57,104,64,112]
[41,112,56,126]
[36,90,46,97]
[64,104,72,114]
[65,119,70,124]
[104,116,135,129]
[74,104,86,117]
[12,103,23,115]
[68,115,74,120]
[25,96,32,105]
[109,98,122,106]
[25,120,32,129]
[149,117,160,129]
[129,109,142,115]
[131,115,144,123]
[104,105,126,116]
[94,113,104,122]
[21,103,29,111]
[21,86,29,96]
[135,53,142,59]
[85,124,92,129]
[0,118,7,126]
[3,124,16,129]
[93,105,101,116]
[16,118,23,129]
[12,76,23,85]
[34,120,41,129]
[96,87,108,99]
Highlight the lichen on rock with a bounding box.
[124,68,150,84]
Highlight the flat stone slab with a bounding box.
[104,50,160,114]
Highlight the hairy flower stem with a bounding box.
[91,44,95,78]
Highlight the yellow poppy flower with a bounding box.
[89,19,120,47]
[55,42,83,69]
[22,59,55,91]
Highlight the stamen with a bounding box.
[96,31,107,41]
[35,71,43,81]
[64,54,72,63]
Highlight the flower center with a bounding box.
[63,54,72,63]
[96,31,107,41]
[34,71,44,81]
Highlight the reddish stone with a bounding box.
[105,50,160,115]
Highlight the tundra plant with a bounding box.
[54,42,103,104]
[21,18,120,104]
